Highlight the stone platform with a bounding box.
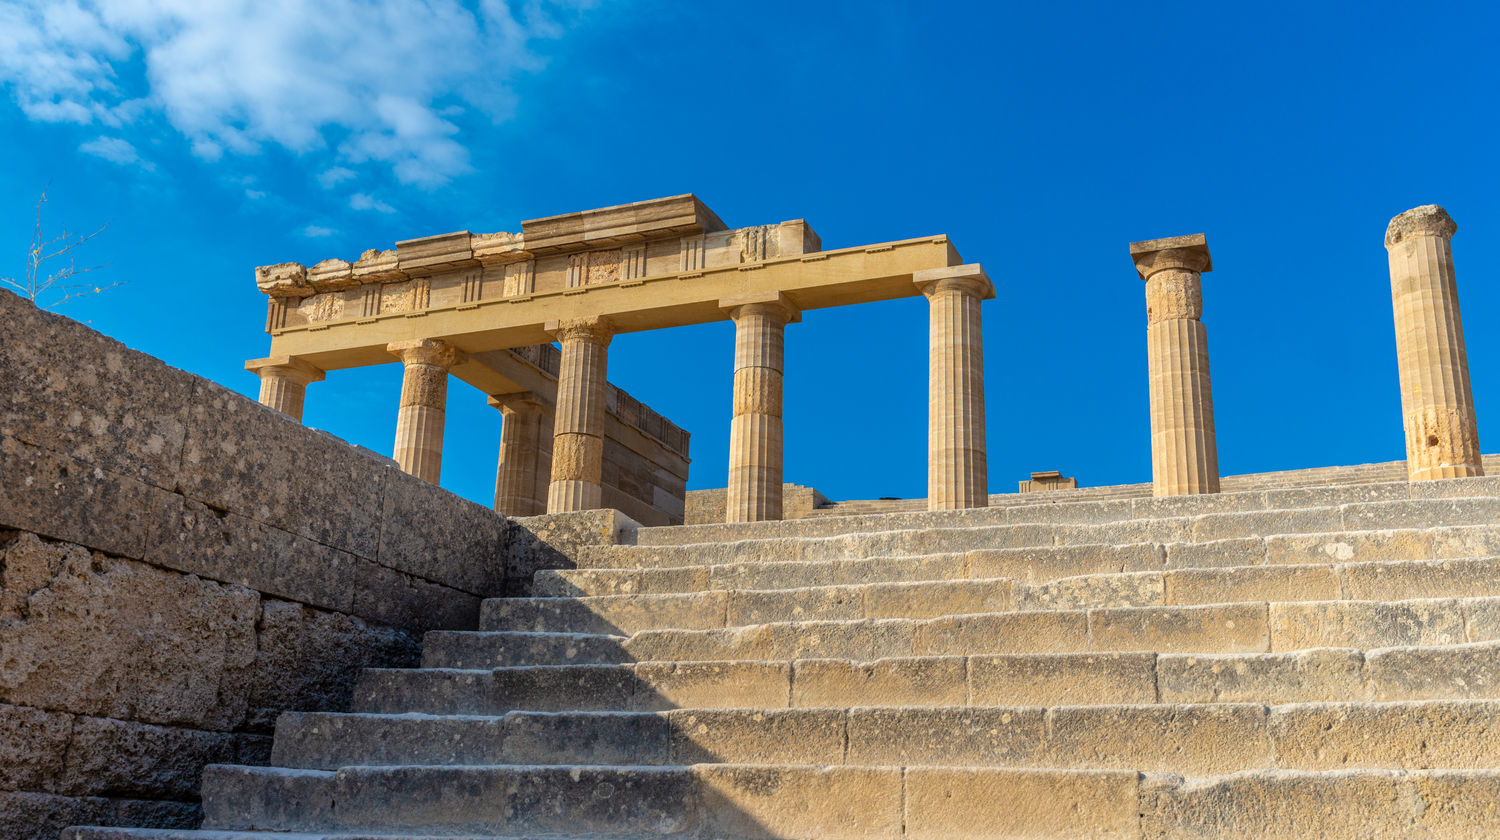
[64,474,1500,838]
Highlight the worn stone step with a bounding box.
[275,700,1500,777]
[421,630,630,668]
[63,833,530,840]
[355,640,1500,714]
[642,479,1494,547]
[524,557,1500,631]
[585,507,1500,572]
[192,762,1500,838]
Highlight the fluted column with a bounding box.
[387,338,463,484]
[1386,205,1483,481]
[546,317,613,513]
[245,356,323,422]
[1130,234,1218,496]
[721,292,801,522]
[490,392,548,516]
[913,264,993,511]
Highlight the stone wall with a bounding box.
[684,484,828,525]
[0,290,509,840]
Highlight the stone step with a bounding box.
[272,699,1500,776]
[515,556,1500,633]
[584,502,1500,571]
[189,762,1500,838]
[633,483,1500,548]
[359,641,1500,714]
[420,630,630,669]
[63,832,521,840]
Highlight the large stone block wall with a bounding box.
[0,291,509,839]
[684,484,828,525]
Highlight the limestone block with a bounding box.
[1270,700,1500,770]
[1366,641,1500,701]
[1016,571,1165,610]
[0,291,192,491]
[348,557,480,632]
[55,716,261,799]
[504,766,700,837]
[766,618,917,660]
[486,591,725,635]
[1269,599,1466,650]
[915,610,1089,655]
[904,767,1140,839]
[419,630,629,670]
[727,586,862,625]
[1158,649,1367,704]
[506,509,637,596]
[1166,564,1340,606]
[668,709,844,765]
[488,665,634,713]
[711,559,839,591]
[633,661,791,710]
[201,764,335,831]
[504,710,667,766]
[1461,596,1500,642]
[1140,770,1408,839]
[863,579,1012,619]
[969,652,1158,706]
[376,467,507,595]
[696,765,903,840]
[792,656,967,707]
[1429,524,1500,560]
[846,706,1046,765]
[1164,538,1266,570]
[625,625,775,663]
[1089,603,1270,654]
[1340,557,1500,602]
[1265,529,1432,566]
[836,554,970,586]
[1048,703,1267,775]
[0,434,158,560]
[0,534,259,730]
[1191,507,1342,542]
[178,380,389,561]
[1404,770,1500,835]
[350,668,491,716]
[0,791,197,840]
[969,543,1165,582]
[0,703,72,791]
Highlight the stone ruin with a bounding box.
[4,197,1500,838]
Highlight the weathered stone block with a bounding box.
[1047,703,1269,774]
[272,711,506,769]
[376,466,506,595]
[668,709,844,765]
[633,660,790,710]
[0,703,72,791]
[793,656,967,707]
[0,435,157,560]
[1090,603,1269,654]
[1269,700,1500,770]
[904,767,1140,839]
[1167,563,1340,606]
[864,579,1012,619]
[506,509,637,594]
[505,710,668,766]
[1158,649,1366,704]
[1366,641,1500,701]
[728,586,862,626]
[847,706,1046,765]
[969,652,1157,706]
[696,765,903,840]
[0,791,197,840]
[1017,571,1164,611]
[56,716,261,799]
[1269,599,1466,651]
[915,610,1088,655]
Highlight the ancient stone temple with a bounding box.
[7,197,1500,840]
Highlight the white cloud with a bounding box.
[0,0,596,186]
[244,189,267,200]
[78,135,154,169]
[350,193,396,213]
[317,166,356,189]
[300,224,336,238]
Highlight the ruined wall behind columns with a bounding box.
[0,290,510,840]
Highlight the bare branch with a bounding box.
[8,187,120,309]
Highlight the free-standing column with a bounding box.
[387,338,463,484]
[721,292,801,522]
[490,392,548,516]
[1130,235,1219,496]
[245,356,323,422]
[546,317,613,513]
[913,265,993,511]
[1386,205,1483,481]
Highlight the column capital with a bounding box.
[245,355,325,385]
[913,264,994,300]
[387,338,464,368]
[1386,204,1457,248]
[1130,234,1212,279]
[719,291,802,324]
[544,316,614,345]
[488,391,546,414]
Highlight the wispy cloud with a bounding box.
[300,224,337,238]
[78,135,154,170]
[349,193,396,214]
[0,0,597,187]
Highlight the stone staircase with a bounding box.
[65,476,1500,838]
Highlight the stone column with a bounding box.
[387,338,463,484]
[245,356,324,422]
[1386,205,1483,481]
[721,292,801,522]
[546,317,613,512]
[490,392,548,516]
[913,265,993,511]
[1130,234,1219,496]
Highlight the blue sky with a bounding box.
[3,1,1498,507]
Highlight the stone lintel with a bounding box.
[307,258,359,293]
[1386,204,1457,248]
[718,290,802,323]
[1030,470,1062,481]
[395,230,477,274]
[255,262,313,298]
[522,194,729,255]
[488,391,548,412]
[913,263,995,300]
[1129,234,1212,276]
[245,355,325,383]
